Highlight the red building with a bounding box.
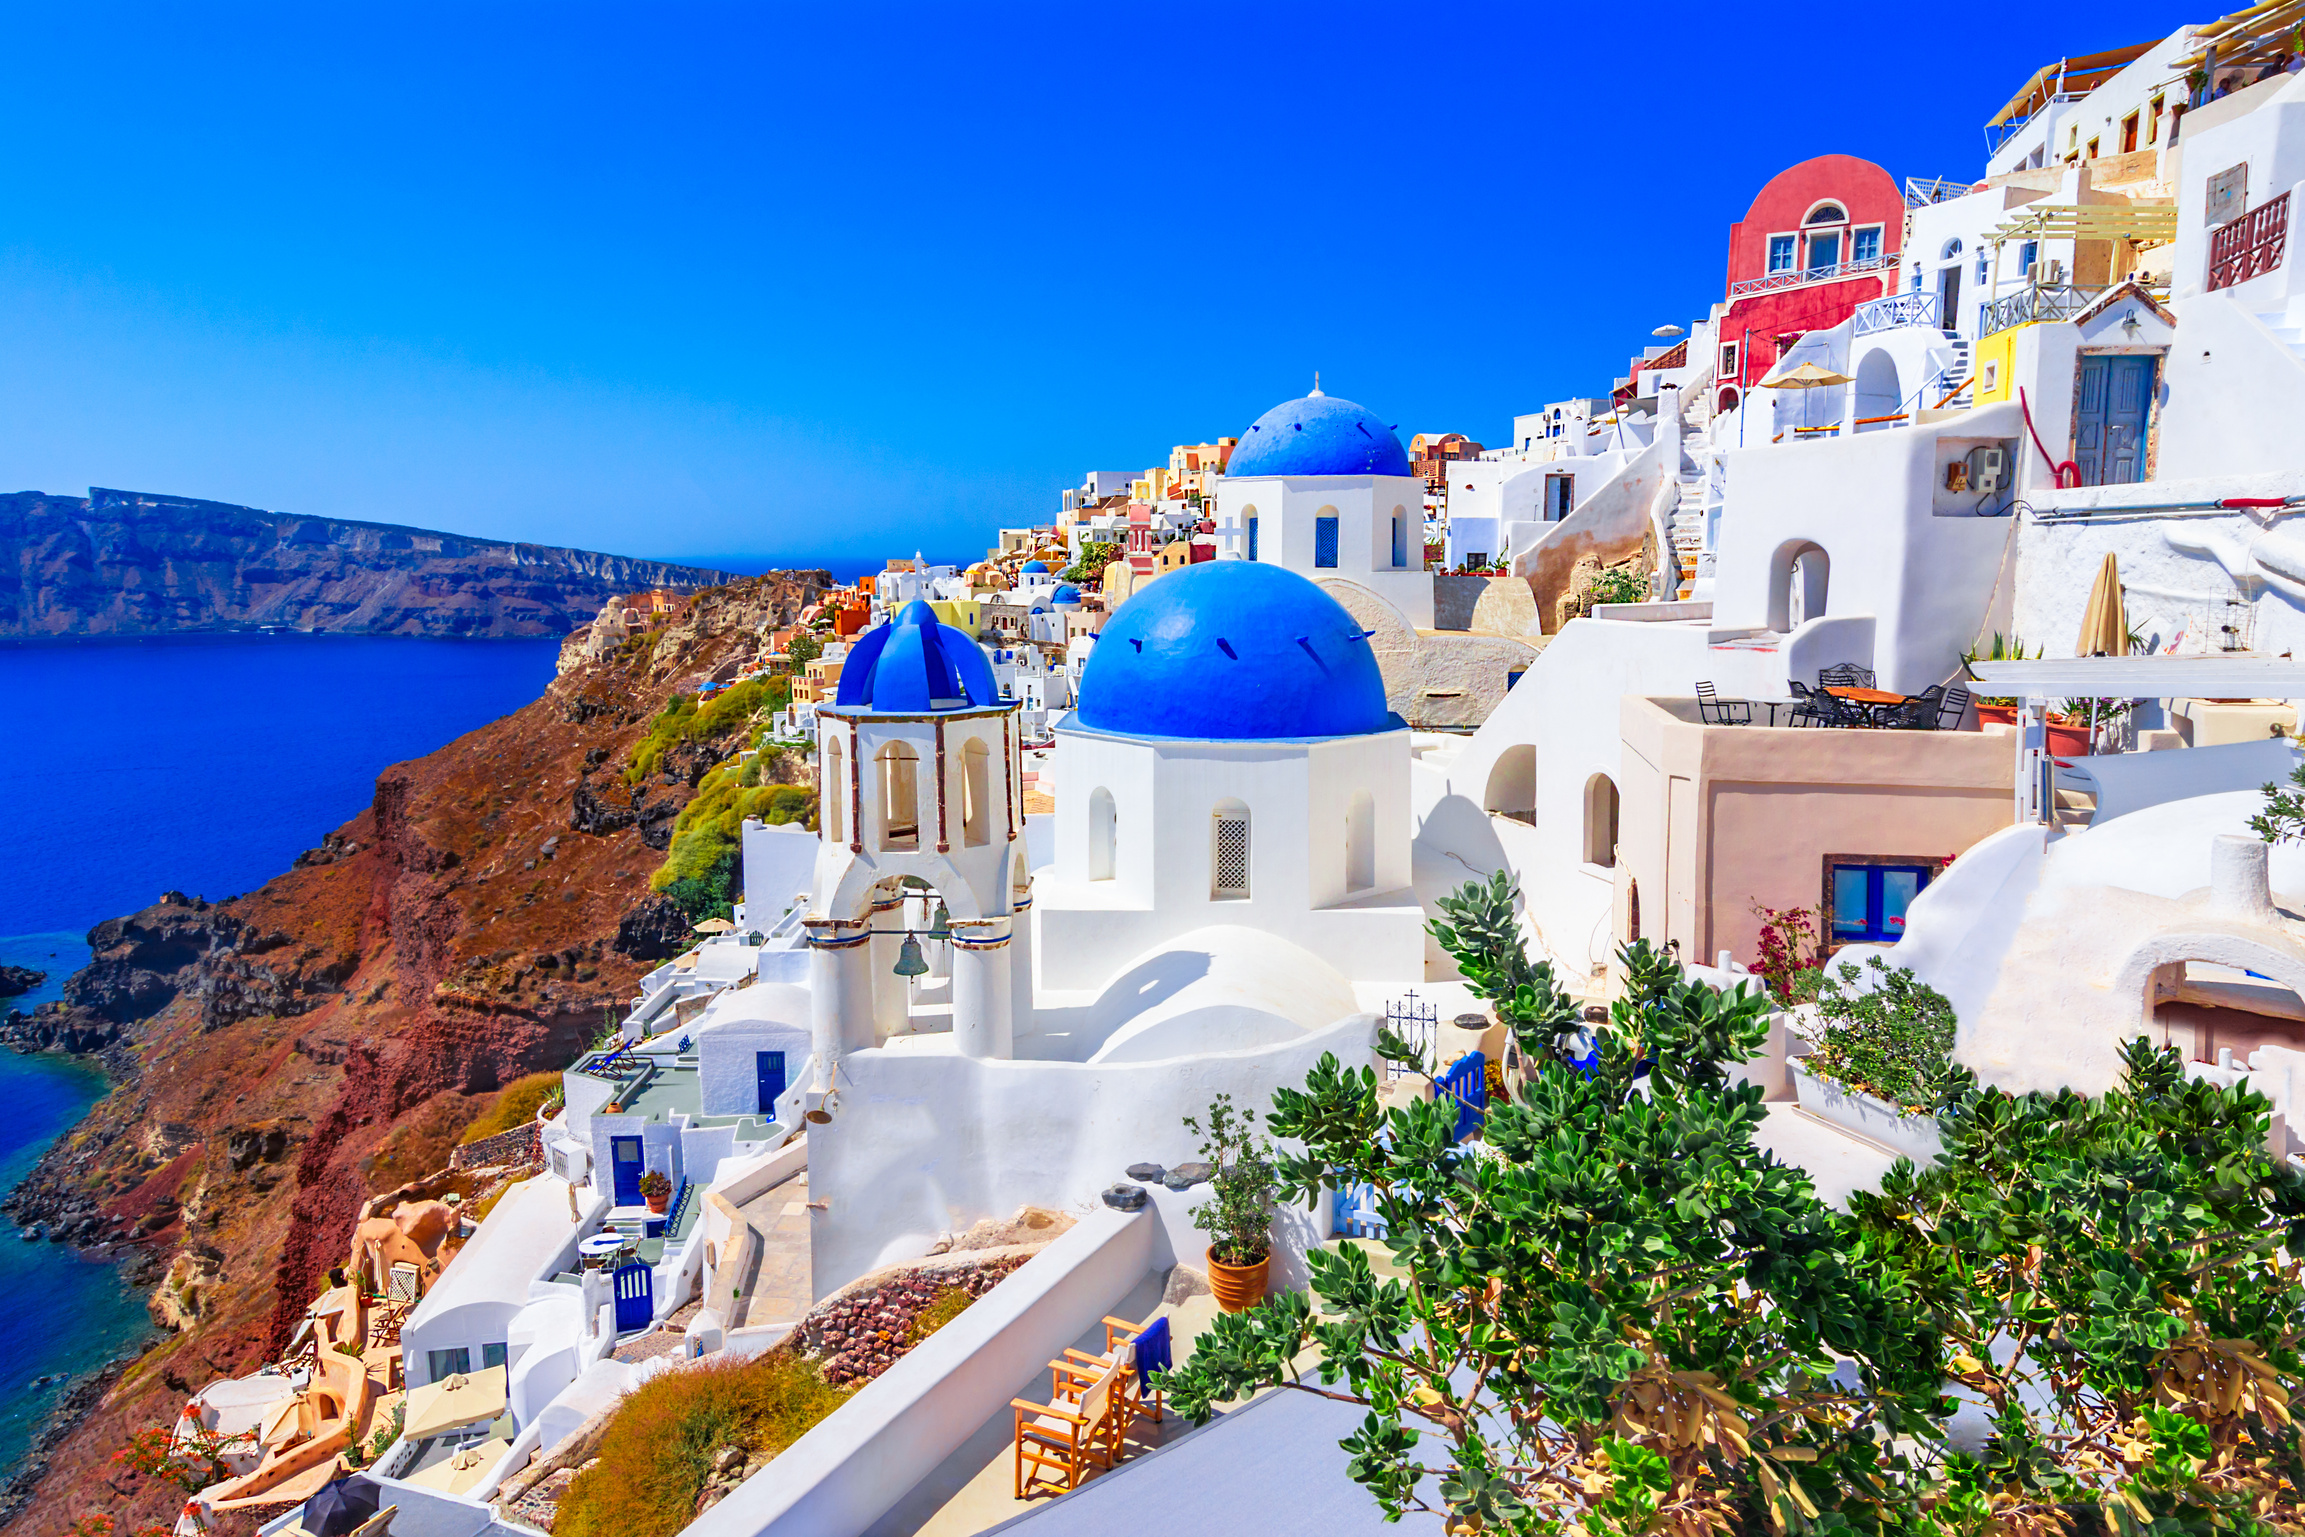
[1716,154,1906,412]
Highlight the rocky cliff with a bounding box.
[0,487,742,639]
[0,570,824,1536]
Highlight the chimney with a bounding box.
[2210,834,2279,923]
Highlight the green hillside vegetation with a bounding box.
[653,745,815,920]
[459,1071,565,1144]
[625,677,787,785]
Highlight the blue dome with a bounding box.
[1226,391,1411,479]
[1020,560,1050,574]
[835,600,1001,712]
[1051,583,1081,605]
[1076,562,1394,740]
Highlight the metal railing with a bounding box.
[1728,253,1893,299]
[1904,176,1970,208]
[1853,290,1942,335]
[1981,281,2118,335]
[2208,191,2291,291]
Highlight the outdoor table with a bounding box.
[1747,699,1801,726]
[578,1232,629,1269]
[1825,685,1912,726]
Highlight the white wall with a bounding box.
[1216,473,1436,627]
[741,822,820,934]
[806,1012,1374,1292]
[1035,726,1423,991]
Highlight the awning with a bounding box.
[2175,0,2305,69]
[1968,656,2305,697]
[401,1438,512,1496]
[401,1365,508,1441]
[1987,39,2163,128]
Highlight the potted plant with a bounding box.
[1960,631,2037,727]
[1790,955,1960,1164]
[638,1169,671,1216]
[1182,1094,1278,1312]
[2046,696,2128,756]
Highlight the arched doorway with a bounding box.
[1484,745,1536,824]
[1853,349,1902,428]
[1582,775,1619,867]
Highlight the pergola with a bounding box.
[1969,656,2305,823]
[2174,0,2305,80]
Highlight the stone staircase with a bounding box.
[2255,299,2305,366]
[1672,479,1706,599]
[1929,339,1975,411]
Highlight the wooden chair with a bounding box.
[1064,1316,1166,1428]
[348,1507,396,1537]
[1012,1349,1130,1497]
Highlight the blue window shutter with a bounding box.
[1247,517,1259,561]
[1315,517,1339,568]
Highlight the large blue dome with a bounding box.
[1226,391,1412,479]
[835,600,1001,712]
[1076,562,1394,740]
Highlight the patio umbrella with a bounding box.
[692,917,735,933]
[301,1476,381,1537]
[1755,361,1853,433]
[403,1364,509,1441]
[2076,552,2130,656]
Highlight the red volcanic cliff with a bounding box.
[0,571,823,1536]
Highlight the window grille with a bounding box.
[1213,813,1250,897]
[1314,516,1339,568]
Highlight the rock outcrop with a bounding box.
[0,487,741,639]
[0,570,824,1537]
[0,966,42,998]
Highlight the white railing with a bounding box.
[1853,291,1942,335]
[1904,176,1969,209]
[1729,254,1893,299]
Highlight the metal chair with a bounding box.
[1818,663,1877,689]
[1695,681,1751,726]
[1789,680,1859,727]
[1891,683,1947,730]
[1936,684,1972,730]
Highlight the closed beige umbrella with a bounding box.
[2076,553,2130,657]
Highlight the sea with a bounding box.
[0,633,563,1481]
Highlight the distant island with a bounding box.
[0,486,741,639]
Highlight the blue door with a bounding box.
[2076,355,2154,486]
[755,1051,786,1115]
[612,1259,652,1333]
[1829,862,1933,945]
[610,1136,644,1205]
[1438,1051,1487,1142]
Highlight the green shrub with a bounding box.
[1805,955,1959,1111]
[1583,562,1650,607]
[908,1287,974,1345]
[460,1071,565,1144]
[650,751,816,918]
[554,1348,851,1537]
[625,677,786,785]
[1060,540,1120,586]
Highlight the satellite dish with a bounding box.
[1651,324,1685,337]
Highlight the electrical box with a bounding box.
[1967,444,2007,495]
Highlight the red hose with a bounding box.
[2018,387,2082,488]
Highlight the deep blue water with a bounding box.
[0,633,559,1480]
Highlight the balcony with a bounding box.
[1980,279,2167,336]
[2208,190,2290,292]
[1728,254,1893,300]
[1853,291,1942,336]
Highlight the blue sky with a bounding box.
[0,2,2181,570]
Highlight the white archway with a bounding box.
[1582,774,1620,867]
[1853,349,1902,428]
[1087,786,1116,882]
[1767,540,1830,632]
[1484,744,1536,821]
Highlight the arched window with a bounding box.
[1242,505,1259,562]
[876,741,919,849]
[1390,509,1407,569]
[961,738,991,847]
[1346,790,1376,891]
[1769,540,1831,630]
[1940,237,1964,260]
[1087,787,1116,881]
[1805,203,1847,225]
[1314,507,1341,568]
[1212,801,1251,899]
[823,734,845,844]
[1583,775,1620,867]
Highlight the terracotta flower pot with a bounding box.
[644,1190,669,1215]
[1206,1249,1269,1313]
[1974,703,2016,727]
[2044,721,2094,757]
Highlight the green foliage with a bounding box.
[1165,957,1932,1536]
[1426,871,1580,1069]
[907,1286,974,1345]
[1960,631,2039,709]
[460,1070,565,1144]
[638,1169,671,1199]
[651,749,817,918]
[785,630,823,668]
[625,677,782,785]
[1807,956,1961,1112]
[1749,902,1822,1003]
[1583,562,1650,607]
[2251,759,2305,845]
[1847,1037,2305,1532]
[1060,540,1121,586]
[1182,1093,1278,1266]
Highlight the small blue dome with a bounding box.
[1076,563,1393,740]
[1051,583,1081,605]
[1020,560,1050,574]
[836,600,1001,712]
[1226,391,1411,479]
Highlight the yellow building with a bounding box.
[930,599,986,638]
[791,657,845,704]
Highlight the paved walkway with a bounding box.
[733,1170,813,1329]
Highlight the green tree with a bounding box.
[1060,541,1121,586]
[785,630,824,669]
[1167,879,1940,1536]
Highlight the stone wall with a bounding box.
[449,1122,542,1172]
